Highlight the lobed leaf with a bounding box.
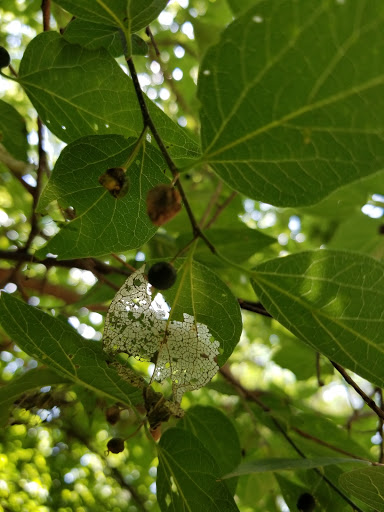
[18,32,200,167]
[157,428,239,512]
[0,292,142,406]
[251,250,384,387]
[36,135,167,260]
[198,0,384,206]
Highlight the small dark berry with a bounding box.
[0,47,11,69]
[105,405,120,425]
[378,224,384,235]
[148,262,177,290]
[107,437,125,454]
[297,492,316,512]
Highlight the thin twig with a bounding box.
[219,365,366,512]
[146,27,194,117]
[332,362,384,421]
[238,298,272,318]
[41,0,51,32]
[126,57,216,254]
[316,352,324,387]
[291,426,369,461]
[199,181,222,228]
[111,253,137,273]
[205,191,238,229]
[0,250,130,276]
[376,388,384,463]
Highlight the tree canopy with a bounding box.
[0,1,384,511]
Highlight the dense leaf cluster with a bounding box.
[0,1,383,511]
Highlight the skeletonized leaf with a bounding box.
[103,266,221,403]
[198,1,384,206]
[339,467,384,511]
[251,250,384,387]
[18,32,199,167]
[157,428,239,512]
[0,292,142,406]
[36,135,168,260]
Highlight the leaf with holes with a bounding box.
[198,0,384,206]
[103,261,242,402]
[157,428,239,512]
[251,250,384,387]
[36,135,168,260]
[0,292,143,406]
[18,32,199,167]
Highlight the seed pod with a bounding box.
[0,47,10,69]
[148,262,177,290]
[146,184,181,226]
[105,405,120,425]
[99,167,130,199]
[296,493,316,512]
[106,437,125,454]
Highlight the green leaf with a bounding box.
[0,99,28,160]
[222,457,368,479]
[328,213,384,260]
[178,226,276,265]
[18,32,200,167]
[63,19,148,57]
[178,405,241,494]
[251,250,384,387]
[163,258,243,365]
[339,467,384,512]
[157,428,239,512]
[226,0,257,17]
[55,0,169,32]
[198,1,384,206]
[36,135,167,260]
[0,292,142,406]
[0,368,69,426]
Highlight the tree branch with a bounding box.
[126,57,216,254]
[332,362,384,421]
[219,365,366,512]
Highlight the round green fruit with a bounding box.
[148,262,177,290]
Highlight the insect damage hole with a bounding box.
[102,266,220,403]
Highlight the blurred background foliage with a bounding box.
[0,1,383,511]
